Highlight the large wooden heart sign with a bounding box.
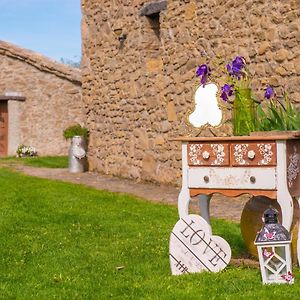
[169,214,231,275]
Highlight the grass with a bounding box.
[0,156,68,168]
[0,168,299,299]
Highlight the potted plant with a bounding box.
[63,123,89,140]
[196,55,300,135]
[63,123,89,173]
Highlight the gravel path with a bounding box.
[13,165,250,223]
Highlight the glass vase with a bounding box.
[233,88,255,136]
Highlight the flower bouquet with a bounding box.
[196,55,300,135]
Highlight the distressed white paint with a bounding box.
[188,167,276,189]
[256,243,293,284]
[276,141,293,232]
[169,214,231,275]
[287,146,300,188]
[178,142,191,218]
[297,196,300,266]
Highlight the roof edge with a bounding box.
[0,40,81,85]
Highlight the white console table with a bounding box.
[172,133,300,262]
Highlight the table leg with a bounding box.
[296,196,300,266]
[178,187,190,218]
[198,194,212,224]
[198,194,212,234]
[276,141,293,231]
[178,142,190,218]
[276,190,293,232]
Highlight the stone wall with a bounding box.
[81,0,300,185]
[0,40,83,156]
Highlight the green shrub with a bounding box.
[63,124,89,139]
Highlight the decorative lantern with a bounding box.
[254,207,294,284]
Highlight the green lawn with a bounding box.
[0,168,299,299]
[0,156,68,168]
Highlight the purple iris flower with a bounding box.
[232,56,245,71]
[196,64,210,85]
[264,86,274,100]
[227,56,245,79]
[221,84,233,102]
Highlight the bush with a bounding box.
[63,124,89,140]
[16,144,37,157]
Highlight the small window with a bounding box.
[147,13,160,39]
[139,1,167,17]
[140,1,167,41]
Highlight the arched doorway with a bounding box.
[0,94,26,156]
[0,100,8,156]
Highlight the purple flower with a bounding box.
[232,56,245,71]
[264,86,274,100]
[196,64,210,85]
[227,56,246,79]
[221,84,233,102]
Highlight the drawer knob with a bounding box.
[203,176,209,183]
[247,150,256,160]
[250,176,256,183]
[202,151,210,160]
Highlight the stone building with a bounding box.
[0,40,83,156]
[81,0,300,185]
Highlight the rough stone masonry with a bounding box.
[0,40,83,156]
[81,0,300,185]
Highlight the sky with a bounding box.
[0,0,81,63]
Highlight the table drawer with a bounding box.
[188,167,277,189]
[188,143,229,166]
[230,142,276,166]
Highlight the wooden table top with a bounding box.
[170,131,300,142]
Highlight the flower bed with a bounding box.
[16,144,37,157]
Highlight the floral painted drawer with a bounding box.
[188,167,277,190]
[187,141,277,167]
[231,142,277,166]
[187,143,229,166]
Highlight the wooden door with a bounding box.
[0,101,8,156]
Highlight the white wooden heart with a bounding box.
[169,214,231,275]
